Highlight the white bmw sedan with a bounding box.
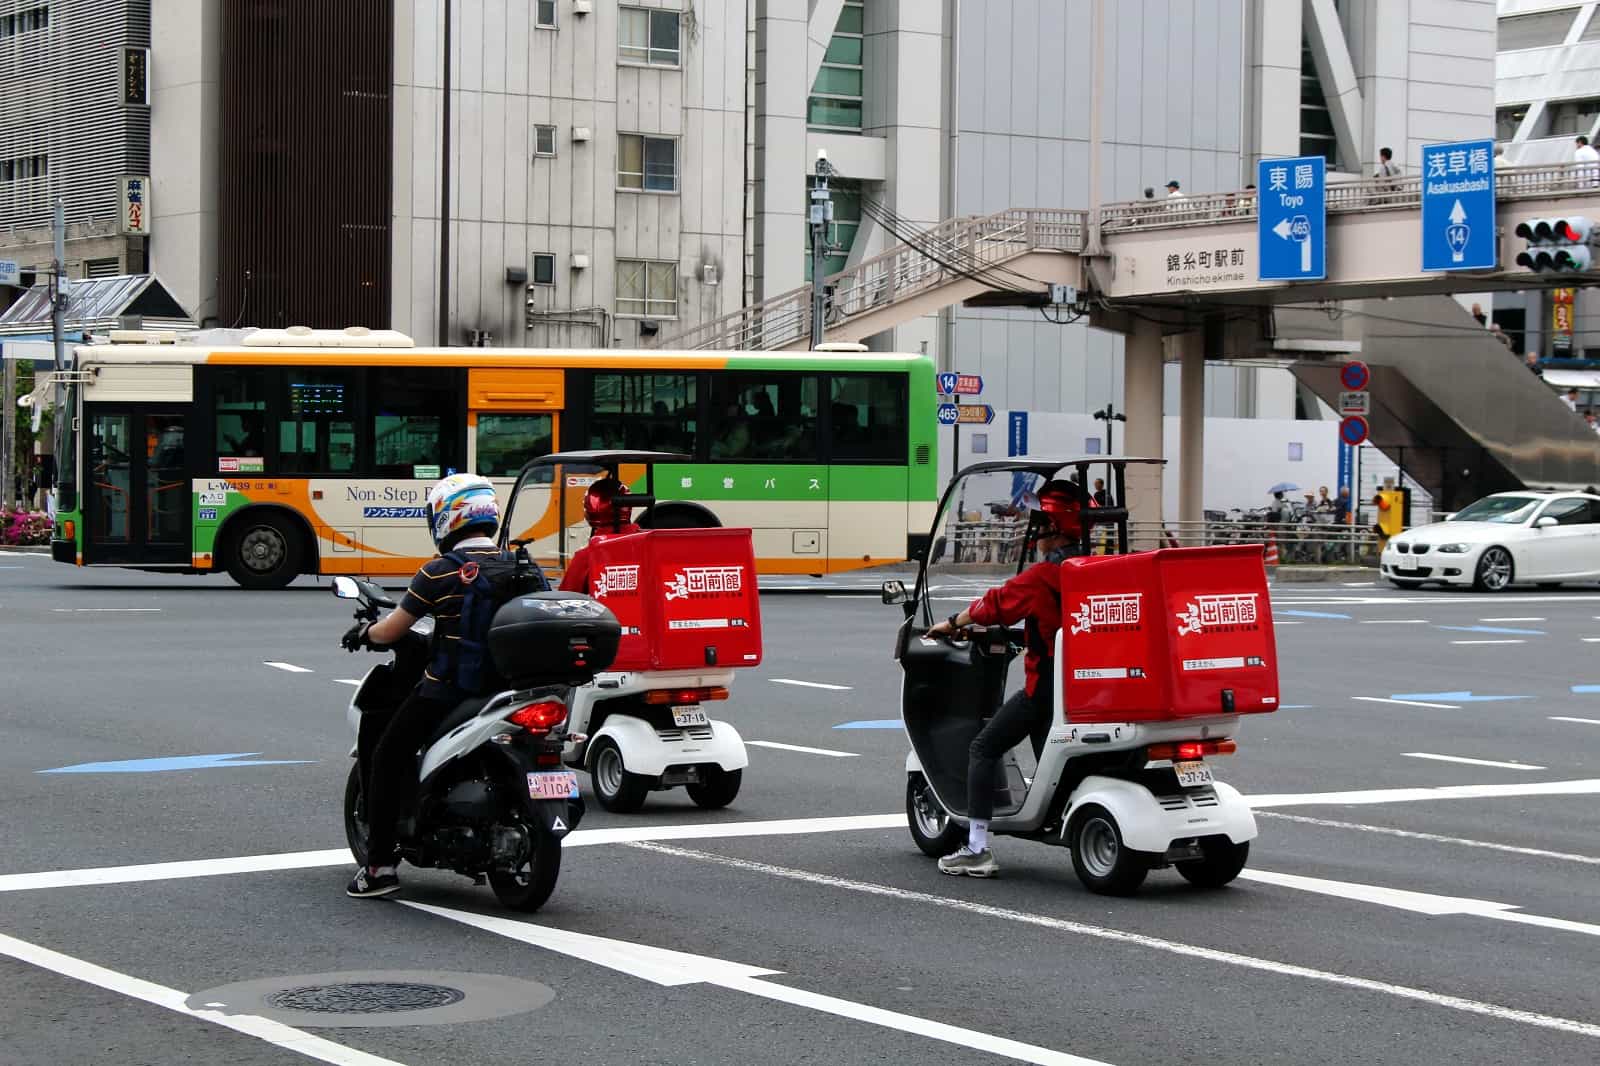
[1380,491,1600,591]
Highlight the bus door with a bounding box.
[82,406,191,566]
[466,369,562,560]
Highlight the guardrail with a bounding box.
[1098,163,1600,234]
[659,208,1086,351]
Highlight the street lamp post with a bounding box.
[809,149,834,350]
[1092,403,1125,455]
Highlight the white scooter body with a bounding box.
[905,630,1257,856]
[344,664,543,782]
[566,668,748,780]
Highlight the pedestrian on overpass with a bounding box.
[1374,147,1400,180]
[1575,136,1599,184]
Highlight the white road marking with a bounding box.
[1583,638,1600,644]
[1359,619,1430,625]
[1480,617,1545,622]
[0,932,406,1065]
[747,740,859,758]
[1402,752,1545,771]
[406,902,1114,1066]
[1256,811,1600,866]
[629,843,1600,1041]
[1451,639,1525,645]
[1351,696,1461,709]
[769,678,852,691]
[333,679,362,686]
[263,661,313,673]
[1245,778,1600,808]
[1272,621,1304,626]
[1551,716,1600,726]
[50,608,162,613]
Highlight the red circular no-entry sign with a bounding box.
[1340,361,1370,391]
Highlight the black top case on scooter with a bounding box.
[488,593,623,687]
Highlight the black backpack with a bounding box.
[430,547,549,695]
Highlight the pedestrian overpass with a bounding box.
[658,164,1600,524]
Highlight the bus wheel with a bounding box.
[225,513,303,589]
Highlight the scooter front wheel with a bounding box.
[1069,806,1151,896]
[590,737,650,813]
[906,774,965,858]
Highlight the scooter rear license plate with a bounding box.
[528,771,579,800]
[1174,760,1214,788]
[672,706,711,727]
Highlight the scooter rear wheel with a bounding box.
[906,774,965,858]
[488,829,562,911]
[1069,806,1150,896]
[686,766,742,809]
[1176,837,1249,889]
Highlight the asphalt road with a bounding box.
[2,551,1599,1065]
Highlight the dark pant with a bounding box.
[363,691,456,865]
[967,687,1048,821]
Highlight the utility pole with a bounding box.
[48,198,68,509]
[1082,0,1106,258]
[808,149,834,349]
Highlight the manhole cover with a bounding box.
[188,970,553,1028]
[266,982,466,1014]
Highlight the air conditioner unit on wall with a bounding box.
[574,0,593,12]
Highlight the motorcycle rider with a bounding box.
[926,480,1088,878]
[559,477,641,593]
[342,473,534,898]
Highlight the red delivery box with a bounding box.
[1059,545,1278,722]
[584,528,763,672]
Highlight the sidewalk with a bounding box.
[0,544,50,554]
[1271,564,1377,583]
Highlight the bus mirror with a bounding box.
[332,576,361,599]
[881,580,908,605]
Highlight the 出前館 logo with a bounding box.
[1070,592,1142,635]
[663,566,744,601]
[592,564,640,598]
[1175,593,1259,636]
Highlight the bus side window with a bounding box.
[215,367,270,467]
[476,413,553,477]
[829,374,907,463]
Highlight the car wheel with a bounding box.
[1473,547,1514,592]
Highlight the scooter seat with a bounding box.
[424,695,495,748]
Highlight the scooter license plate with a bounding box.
[527,771,579,800]
[1174,760,1214,788]
[672,706,710,727]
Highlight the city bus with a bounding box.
[48,328,938,588]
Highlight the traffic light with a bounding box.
[1515,216,1596,272]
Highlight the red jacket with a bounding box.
[559,525,642,593]
[965,560,1062,697]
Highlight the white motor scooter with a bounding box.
[887,456,1272,896]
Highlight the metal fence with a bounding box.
[933,517,1382,566]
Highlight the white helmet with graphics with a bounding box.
[425,473,501,547]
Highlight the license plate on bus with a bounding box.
[527,771,578,800]
[672,706,710,727]
[1174,760,1213,788]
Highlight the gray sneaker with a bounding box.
[938,846,999,878]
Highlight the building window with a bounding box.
[85,257,121,279]
[618,134,677,192]
[534,124,557,157]
[536,0,557,29]
[532,253,556,286]
[619,7,680,67]
[809,1,864,131]
[0,6,48,39]
[616,259,678,318]
[1541,96,1600,138]
[1499,10,1575,50]
[1298,42,1337,168]
[804,179,861,281]
[590,372,696,452]
[0,154,48,184]
[1496,105,1528,143]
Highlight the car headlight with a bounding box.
[1435,543,1470,554]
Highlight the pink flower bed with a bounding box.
[1,508,52,546]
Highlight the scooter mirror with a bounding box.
[332,576,361,600]
[881,579,909,605]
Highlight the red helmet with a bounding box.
[582,477,631,531]
[1035,479,1087,537]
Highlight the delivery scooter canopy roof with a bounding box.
[951,455,1167,479]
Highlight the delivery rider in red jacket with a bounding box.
[560,478,642,594]
[926,479,1087,878]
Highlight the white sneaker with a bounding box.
[938,846,999,878]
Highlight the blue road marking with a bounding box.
[1276,610,1351,619]
[1436,625,1546,636]
[834,720,903,730]
[1390,692,1531,703]
[38,753,315,774]
[1571,685,1600,694]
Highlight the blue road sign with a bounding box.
[1338,439,1354,501]
[937,372,959,395]
[1257,156,1326,281]
[1339,415,1369,447]
[937,403,960,425]
[1340,361,1370,391]
[1421,139,1496,272]
[1008,411,1028,456]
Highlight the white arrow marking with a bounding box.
[1272,217,1294,240]
[403,902,1117,1066]
[1449,199,1468,225]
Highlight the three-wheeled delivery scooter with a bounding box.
[499,451,762,812]
[884,456,1277,894]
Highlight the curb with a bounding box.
[1272,565,1377,584]
[0,544,50,554]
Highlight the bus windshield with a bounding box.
[54,374,77,509]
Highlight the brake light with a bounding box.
[508,700,568,733]
[642,686,729,706]
[1145,739,1236,761]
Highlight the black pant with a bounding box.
[363,691,456,865]
[967,686,1048,821]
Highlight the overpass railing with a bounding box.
[1099,163,1600,234]
[659,208,1087,351]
